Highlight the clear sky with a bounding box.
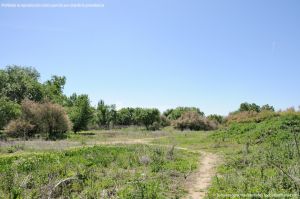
[1,0,300,115]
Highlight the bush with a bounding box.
[0,98,21,129]
[164,107,204,120]
[207,114,224,125]
[226,110,278,124]
[134,108,161,130]
[148,121,161,131]
[5,100,71,139]
[67,94,93,132]
[41,101,72,138]
[4,119,34,138]
[173,111,216,131]
[160,115,170,127]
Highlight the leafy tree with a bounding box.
[261,104,275,112]
[107,104,117,128]
[207,114,224,124]
[117,108,135,125]
[68,94,93,132]
[163,109,174,118]
[0,65,43,103]
[165,107,204,120]
[43,75,67,104]
[0,98,21,129]
[96,100,108,127]
[95,100,117,128]
[239,102,261,112]
[5,100,71,139]
[134,108,161,130]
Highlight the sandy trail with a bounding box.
[90,138,220,199]
[184,151,219,199]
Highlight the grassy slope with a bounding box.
[0,145,198,198]
[151,114,300,198]
[206,113,300,198]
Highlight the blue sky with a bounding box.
[1,0,300,115]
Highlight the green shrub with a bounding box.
[208,112,300,197]
[133,108,161,130]
[164,107,204,120]
[0,98,21,129]
[67,94,93,132]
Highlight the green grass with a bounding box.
[0,127,168,155]
[1,114,299,198]
[206,113,300,198]
[0,144,199,198]
[151,127,242,154]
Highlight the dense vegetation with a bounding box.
[0,66,219,139]
[1,65,299,198]
[207,110,300,198]
[0,145,198,198]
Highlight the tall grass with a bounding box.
[207,113,300,198]
[0,144,198,198]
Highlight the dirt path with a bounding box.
[184,152,219,199]
[93,138,220,199]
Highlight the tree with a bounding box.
[68,94,93,132]
[117,108,135,125]
[261,104,275,112]
[173,111,216,131]
[95,100,117,129]
[0,98,21,129]
[134,108,161,130]
[239,102,261,112]
[0,65,43,103]
[41,101,72,138]
[165,107,204,120]
[43,75,67,105]
[5,100,71,139]
[207,114,224,124]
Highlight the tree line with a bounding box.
[0,66,216,139]
[0,65,279,139]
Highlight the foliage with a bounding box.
[235,102,275,113]
[160,115,171,127]
[207,112,300,197]
[239,102,261,112]
[117,108,136,126]
[4,119,34,138]
[67,94,93,132]
[0,145,198,198]
[173,111,216,131]
[0,98,21,129]
[133,108,161,130]
[0,65,43,103]
[5,100,71,139]
[95,100,117,128]
[164,107,204,120]
[226,110,278,124]
[207,114,224,125]
[261,104,275,112]
[43,75,67,105]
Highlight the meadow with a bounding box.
[0,142,199,198]
[1,110,300,198]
